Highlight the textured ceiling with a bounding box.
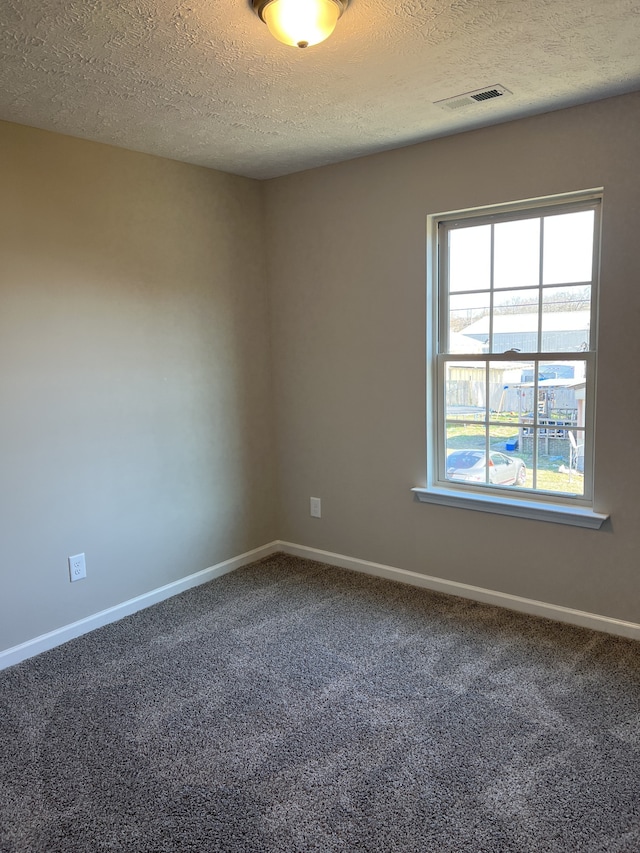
[1,0,639,179]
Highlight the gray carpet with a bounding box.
[1,553,639,853]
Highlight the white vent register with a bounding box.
[435,85,512,111]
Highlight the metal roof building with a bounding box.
[461,311,590,353]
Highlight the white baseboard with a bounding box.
[276,541,640,641]
[4,538,638,671]
[0,541,280,671]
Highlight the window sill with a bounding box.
[411,487,609,529]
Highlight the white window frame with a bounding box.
[413,190,609,529]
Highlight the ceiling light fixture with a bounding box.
[252,0,348,49]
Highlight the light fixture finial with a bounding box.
[252,0,348,49]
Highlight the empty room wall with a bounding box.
[0,121,276,653]
[265,92,640,625]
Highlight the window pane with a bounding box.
[493,290,539,353]
[449,225,491,292]
[542,285,591,313]
[531,430,585,496]
[516,360,587,495]
[489,360,536,424]
[489,360,533,489]
[445,362,487,420]
[446,424,488,484]
[494,217,540,289]
[488,427,528,487]
[537,359,586,421]
[448,293,489,353]
[543,210,595,285]
[541,286,591,352]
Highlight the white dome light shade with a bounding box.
[254,0,347,49]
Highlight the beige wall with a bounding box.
[265,92,640,624]
[2,92,639,657]
[0,122,276,652]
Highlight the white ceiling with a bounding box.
[1,0,639,180]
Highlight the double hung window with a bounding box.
[417,191,607,527]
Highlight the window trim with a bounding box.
[417,190,609,528]
[411,487,608,528]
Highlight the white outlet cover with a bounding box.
[68,553,87,582]
[310,497,322,518]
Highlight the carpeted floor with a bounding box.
[1,553,639,852]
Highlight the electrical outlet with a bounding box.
[310,497,322,518]
[68,553,86,582]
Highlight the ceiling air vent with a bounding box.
[435,85,512,111]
